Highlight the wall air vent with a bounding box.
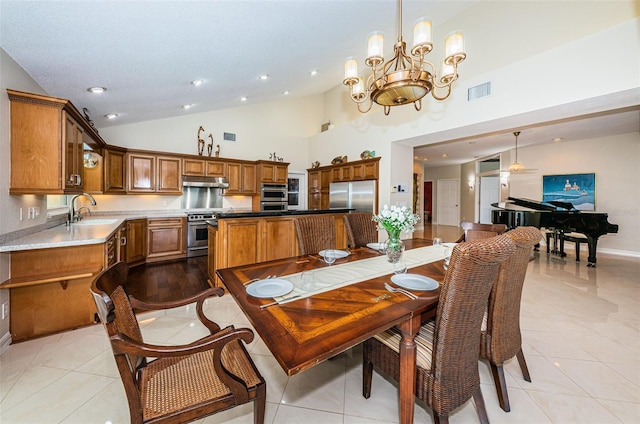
[467,81,491,101]
[223,132,236,142]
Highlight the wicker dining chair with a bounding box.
[480,226,542,412]
[363,234,517,424]
[343,212,377,248]
[294,214,336,255]
[458,221,508,242]
[90,262,266,424]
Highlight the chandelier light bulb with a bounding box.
[353,77,365,97]
[367,32,384,61]
[412,17,432,48]
[440,60,456,84]
[344,57,358,80]
[445,31,465,59]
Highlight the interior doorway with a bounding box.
[436,178,460,226]
[477,156,501,224]
[423,181,433,223]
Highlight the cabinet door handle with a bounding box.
[120,236,127,246]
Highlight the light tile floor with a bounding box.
[1,249,639,423]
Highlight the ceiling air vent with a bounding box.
[467,81,491,101]
[223,132,236,142]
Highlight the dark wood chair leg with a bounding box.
[433,413,449,424]
[254,384,266,424]
[516,349,532,382]
[362,357,373,399]
[472,387,490,424]
[490,362,510,412]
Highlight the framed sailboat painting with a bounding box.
[542,173,596,211]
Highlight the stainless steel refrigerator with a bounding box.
[329,181,376,213]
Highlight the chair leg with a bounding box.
[490,362,510,412]
[472,387,490,424]
[362,356,373,399]
[516,349,532,382]
[433,413,449,424]
[254,383,266,424]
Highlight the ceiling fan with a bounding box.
[505,131,537,174]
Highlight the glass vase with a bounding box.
[384,228,405,263]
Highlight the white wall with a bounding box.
[99,95,323,173]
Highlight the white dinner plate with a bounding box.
[391,274,439,291]
[366,242,385,250]
[246,278,293,298]
[319,249,349,259]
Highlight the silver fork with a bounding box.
[384,282,418,300]
[245,275,276,284]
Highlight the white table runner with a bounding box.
[269,245,448,305]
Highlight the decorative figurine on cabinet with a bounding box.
[197,126,205,156]
[207,134,214,156]
[331,155,348,165]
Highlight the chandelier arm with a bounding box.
[430,85,452,101]
[432,77,457,90]
[357,99,374,114]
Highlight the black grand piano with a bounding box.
[492,197,618,267]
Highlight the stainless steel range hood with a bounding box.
[182,176,229,209]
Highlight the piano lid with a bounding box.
[504,197,578,212]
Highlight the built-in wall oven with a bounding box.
[186,213,215,258]
[260,183,288,211]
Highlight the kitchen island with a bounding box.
[207,209,354,287]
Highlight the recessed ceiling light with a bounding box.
[283,90,290,95]
[310,70,318,76]
[104,113,118,119]
[191,79,204,86]
[441,153,448,158]
[240,97,248,102]
[87,87,106,93]
[259,74,269,81]
[552,137,563,142]
[182,104,192,110]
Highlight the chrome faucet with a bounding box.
[69,193,97,223]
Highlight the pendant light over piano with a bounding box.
[506,131,537,174]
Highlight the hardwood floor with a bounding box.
[125,256,210,303]
[124,224,464,303]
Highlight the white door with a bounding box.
[479,176,500,224]
[437,179,460,226]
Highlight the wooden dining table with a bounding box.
[216,238,445,424]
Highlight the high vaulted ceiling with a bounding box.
[1,1,638,167]
[0,0,477,127]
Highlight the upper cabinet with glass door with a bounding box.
[7,89,106,195]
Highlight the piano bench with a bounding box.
[562,233,588,262]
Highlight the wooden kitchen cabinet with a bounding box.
[2,243,106,341]
[127,152,182,194]
[156,155,182,193]
[123,219,147,266]
[206,161,225,177]
[146,217,186,262]
[104,147,127,193]
[257,160,289,184]
[225,162,256,194]
[210,212,348,287]
[7,90,103,195]
[262,217,298,261]
[183,158,206,176]
[183,158,226,177]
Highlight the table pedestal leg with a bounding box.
[397,315,421,424]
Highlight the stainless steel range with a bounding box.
[186,213,216,258]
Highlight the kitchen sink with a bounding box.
[72,218,119,226]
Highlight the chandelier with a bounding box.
[343,0,466,115]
